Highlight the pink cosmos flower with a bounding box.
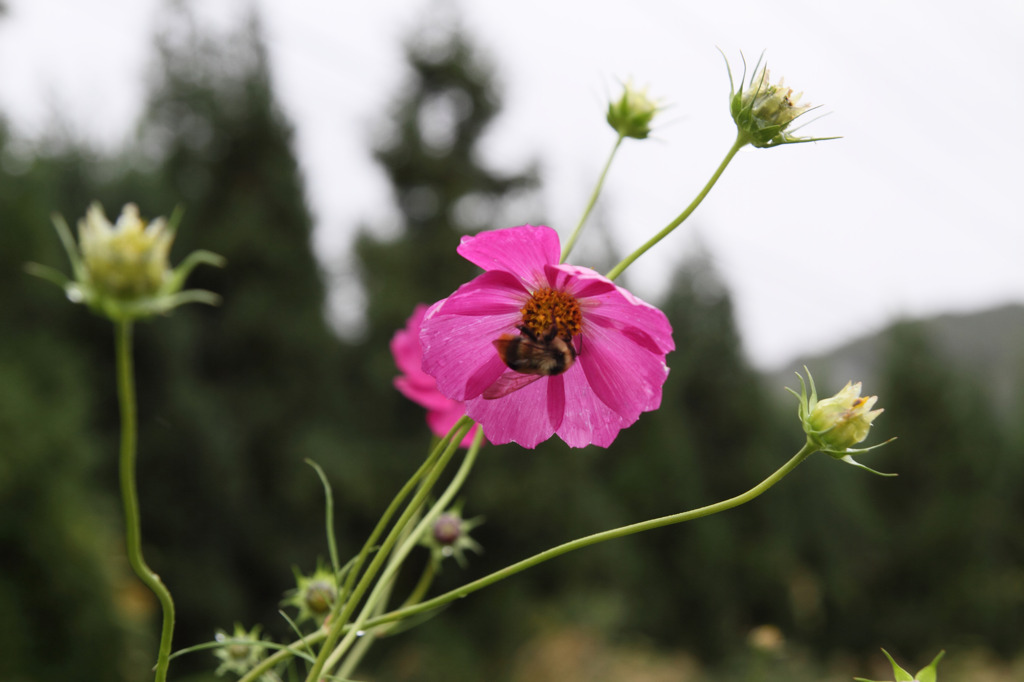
[391,304,479,448]
[420,225,674,449]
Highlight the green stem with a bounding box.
[605,133,746,281]
[115,321,176,681]
[396,559,439,614]
[240,422,469,682]
[337,423,455,607]
[304,418,472,682]
[324,428,484,677]
[364,441,816,629]
[561,134,625,263]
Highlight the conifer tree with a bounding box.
[599,248,787,657]
[1,124,141,682]
[859,321,1020,655]
[346,23,537,471]
[119,9,351,662]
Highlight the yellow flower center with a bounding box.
[520,287,582,340]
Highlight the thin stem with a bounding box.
[239,421,469,682]
[396,559,439,614]
[561,134,625,263]
[338,423,455,606]
[115,321,176,681]
[365,442,816,629]
[306,459,341,575]
[605,133,746,281]
[304,418,472,682]
[323,428,484,677]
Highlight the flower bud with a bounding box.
[606,81,660,140]
[432,511,464,546]
[807,381,882,452]
[421,506,483,568]
[282,564,339,625]
[78,203,173,298]
[724,52,835,148]
[213,623,268,677]
[27,201,224,322]
[788,369,894,475]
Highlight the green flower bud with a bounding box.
[606,81,660,140]
[213,623,269,677]
[788,369,895,475]
[421,505,483,569]
[26,201,224,322]
[854,648,945,682]
[78,203,173,298]
[282,564,339,625]
[723,52,837,148]
[807,381,882,451]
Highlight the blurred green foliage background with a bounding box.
[2,7,1023,681]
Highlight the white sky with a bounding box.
[1,0,1021,369]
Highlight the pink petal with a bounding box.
[465,377,558,448]
[392,303,481,448]
[544,373,567,433]
[457,225,560,286]
[583,284,675,355]
[422,313,512,401]
[433,270,529,316]
[426,404,480,448]
[390,304,429,376]
[556,365,630,448]
[545,263,617,299]
[578,319,670,420]
[420,273,528,401]
[394,376,452,411]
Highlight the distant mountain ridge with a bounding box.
[768,303,1024,411]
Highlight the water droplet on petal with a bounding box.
[215,632,226,643]
[65,286,84,303]
[355,630,366,638]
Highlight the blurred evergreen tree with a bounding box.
[117,10,357,670]
[588,248,794,659]
[0,126,148,678]
[854,321,1023,656]
[342,22,543,679]
[348,22,538,450]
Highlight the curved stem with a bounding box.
[115,321,176,681]
[324,429,484,676]
[561,134,625,263]
[304,418,472,682]
[337,422,459,607]
[365,442,816,629]
[605,133,746,281]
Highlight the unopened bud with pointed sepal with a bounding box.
[807,380,882,451]
[213,623,269,677]
[606,81,661,140]
[282,563,339,625]
[788,369,895,475]
[421,504,483,569]
[723,51,837,148]
[26,202,224,322]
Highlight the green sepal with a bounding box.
[854,648,945,682]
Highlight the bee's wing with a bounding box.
[482,371,543,399]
